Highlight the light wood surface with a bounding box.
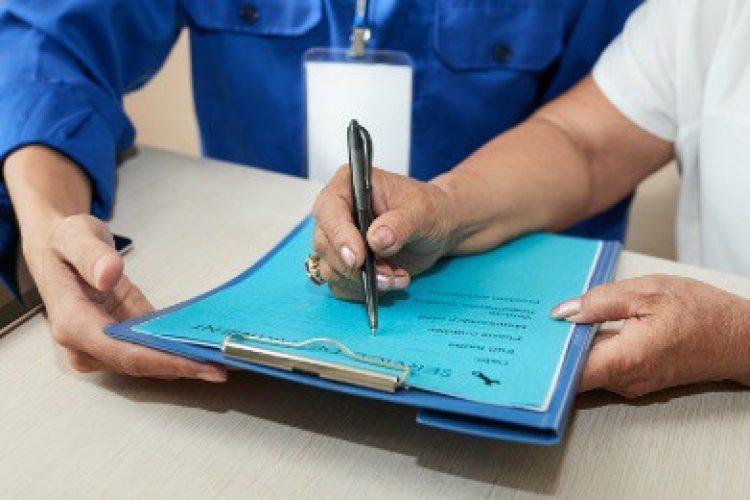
[0,147,747,499]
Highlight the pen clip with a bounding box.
[359,124,373,192]
[348,120,372,207]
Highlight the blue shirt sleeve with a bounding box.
[0,1,184,294]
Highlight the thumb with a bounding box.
[550,281,644,324]
[367,207,423,258]
[107,274,155,321]
[52,215,124,292]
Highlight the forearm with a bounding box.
[431,115,593,254]
[4,145,92,255]
[432,76,674,255]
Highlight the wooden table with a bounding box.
[1,147,748,499]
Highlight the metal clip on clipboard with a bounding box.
[221,333,410,392]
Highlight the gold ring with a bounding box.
[305,254,326,285]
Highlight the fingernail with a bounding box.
[550,298,581,320]
[393,276,409,290]
[377,274,391,291]
[375,226,396,249]
[197,371,227,383]
[93,254,116,289]
[340,246,356,269]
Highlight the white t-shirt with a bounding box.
[593,0,750,277]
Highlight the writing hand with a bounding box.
[311,166,457,300]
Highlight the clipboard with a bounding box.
[221,333,407,392]
[107,219,621,445]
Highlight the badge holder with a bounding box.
[304,1,414,183]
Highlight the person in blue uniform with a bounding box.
[0,1,640,381]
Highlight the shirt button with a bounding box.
[493,44,512,63]
[239,5,260,24]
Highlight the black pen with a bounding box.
[347,120,378,334]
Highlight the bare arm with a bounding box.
[433,76,675,254]
[312,76,674,298]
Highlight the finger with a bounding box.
[59,303,227,382]
[329,282,364,302]
[313,226,357,281]
[320,250,362,300]
[67,350,106,373]
[52,215,123,292]
[367,206,422,258]
[312,226,331,260]
[579,326,653,396]
[317,257,364,300]
[312,166,366,274]
[392,267,411,291]
[322,258,403,299]
[318,255,357,288]
[94,334,228,382]
[375,262,396,292]
[317,232,406,294]
[105,274,155,321]
[550,280,647,324]
[591,328,620,345]
[379,262,410,291]
[320,258,394,294]
[108,340,228,382]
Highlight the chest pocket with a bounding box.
[434,0,563,72]
[182,0,322,37]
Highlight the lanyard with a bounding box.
[350,0,370,56]
[354,0,369,28]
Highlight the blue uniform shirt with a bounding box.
[0,0,640,292]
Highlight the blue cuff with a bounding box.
[0,81,119,218]
[0,80,121,296]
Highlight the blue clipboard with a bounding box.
[107,218,620,445]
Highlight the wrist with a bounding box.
[430,168,539,255]
[18,211,67,265]
[4,145,91,260]
[429,171,470,255]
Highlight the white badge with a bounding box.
[304,48,413,183]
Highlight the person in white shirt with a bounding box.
[311,0,750,397]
